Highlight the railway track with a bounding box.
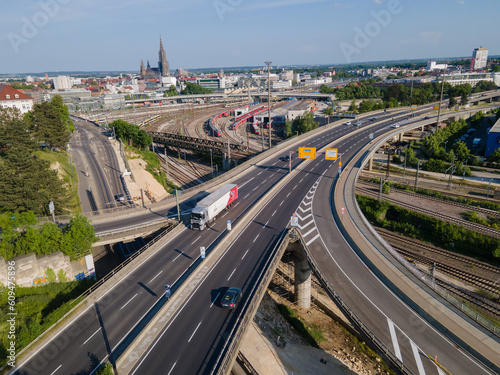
[356,185,500,238]
[434,278,500,318]
[378,228,500,277]
[358,180,500,217]
[360,172,498,203]
[395,247,500,316]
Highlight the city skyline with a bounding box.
[0,0,498,75]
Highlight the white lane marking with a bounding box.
[303,227,317,238]
[190,236,201,245]
[300,178,304,182]
[410,341,426,375]
[172,251,185,262]
[241,249,249,260]
[279,200,284,206]
[167,362,177,375]
[50,365,62,375]
[286,192,291,197]
[257,171,262,175]
[293,185,297,190]
[272,210,277,216]
[388,319,403,361]
[149,270,163,283]
[222,212,228,218]
[120,293,138,310]
[80,328,101,347]
[244,194,249,199]
[253,234,260,243]
[227,268,237,281]
[239,177,254,189]
[188,321,202,343]
[306,234,320,246]
[298,220,314,231]
[264,221,269,227]
[253,186,258,191]
[211,293,220,308]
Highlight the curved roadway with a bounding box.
[12,95,500,375]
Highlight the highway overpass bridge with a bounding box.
[16,101,500,375]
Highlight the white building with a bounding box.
[440,72,500,87]
[0,84,34,114]
[53,76,72,90]
[161,76,177,88]
[472,47,488,70]
[426,60,448,71]
[272,80,292,89]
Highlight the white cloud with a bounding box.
[457,0,465,4]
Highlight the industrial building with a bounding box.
[485,117,500,157]
[254,100,314,125]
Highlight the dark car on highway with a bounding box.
[280,155,290,162]
[220,287,241,309]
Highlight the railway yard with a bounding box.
[108,102,500,324]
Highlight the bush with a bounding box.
[357,195,500,261]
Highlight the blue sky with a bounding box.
[0,0,498,74]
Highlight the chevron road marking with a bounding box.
[388,319,403,362]
[410,340,426,375]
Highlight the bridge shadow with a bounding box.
[173,248,193,260]
[138,282,158,298]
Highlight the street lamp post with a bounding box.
[265,61,272,150]
[436,70,446,132]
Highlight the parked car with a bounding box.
[220,288,241,309]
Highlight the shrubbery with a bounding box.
[357,195,500,262]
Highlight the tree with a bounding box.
[31,101,70,149]
[460,94,469,106]
[448,96,457,109]
[453,141,470,163]
[348,99,357,113]
[0,118,69,215]
[164,85,178,97]
[181,82,213,95]
[487,148,500,165]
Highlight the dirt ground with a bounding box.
[240,290,389,375]
[109,140,169,203]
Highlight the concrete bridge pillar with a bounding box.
[398,132,403,143]
[293,248,311,309]
[368,156,373,171]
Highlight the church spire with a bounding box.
[158,35,170,77]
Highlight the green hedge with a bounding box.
[357,195,500,261]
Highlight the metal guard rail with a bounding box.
[293,228,414,375]
[214,229,290,375]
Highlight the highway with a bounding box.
[128,109,498,375]
[13,94,500,374]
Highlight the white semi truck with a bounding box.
[190,184,238,230]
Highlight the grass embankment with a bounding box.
[124,145,179,193]
[276,303,325,348]
[36,149,81,215]
[356,194,500,262]
[0,280,94,367]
